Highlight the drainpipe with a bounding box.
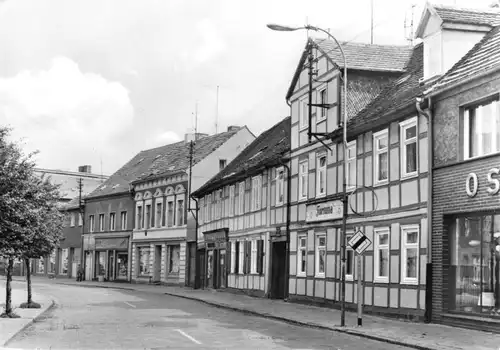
[279,159,292,301]
[416,95,433,323]
[190,195,200,289]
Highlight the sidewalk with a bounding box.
[0,279,54,347]
[42,277,500,350]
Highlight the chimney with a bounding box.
[78,165,92,173]
[227,125,240,132]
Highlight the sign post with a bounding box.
[347,228,372,327]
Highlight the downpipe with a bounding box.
[280,160,292,301]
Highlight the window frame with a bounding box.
[250,240,257,274]
[70,213,75,227]
[346,140,357,191]
[238,241,244,274]
[98,213,105,232]
[230,241,237,274]
[120,211,127,230]
[298,160,309,201]
[78,213,83,227]
[373,129,389,186]
[315,234,326,278]
[138,246,150,276]
[276,167,285,206]
[229,185,235,217]
[318,86,327,121]
[109,212,116,231]
[299,95,309,130]
[400,117,419,179]
[297,234,307,277]
[166,200,175,227]
[346,231,355,281]
[89,214,95,233]
[176,197,185,226]
[238,182,245,214]
[463,97,500,160]
[251,176,262,211]
[374,227,390,283]
[401,224,420,285]
[316,153,327,197]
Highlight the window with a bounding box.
[346,141,357,190]
[89,215,94,233]
[374,228,390,282]
[229,185,235,217]
[138,247,150,275]
[177,198,184,226]
[70,213,75,227]
[316,154,326,196]
[251,240,257,274]
[319,88,327,120]
[145,204,151,229]
[238,182,245,214]
[217,190,222,219]
[219,159,227,170]
[464,97,500,159]
[299,96,308,129]
[120,211,127,230]
[204,196,209,222]
[299,161,309,200]
[297,235,307,276]
[315,235,326,277]
[155,202,162,227]
[168,245,180,274]
[238,241,244,274]
[276,168,285,206]
[252,176,262,211]
[231,241,237,273]
[59,248,68,275]
[109,212,116,231]
[99,214,104,232]
[136,205,143,229]
[346,234,354,281]
[256,240,264,275]
[401,225,419,284]
[373,130,389,184]
[78,213,83,227]
[167,201,174,227]
[400,117,418,178]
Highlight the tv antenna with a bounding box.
[215,85,219,134]
[404,4,417,45]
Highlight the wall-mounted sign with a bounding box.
[306,200,343,222]
[95,237,129,250]
[347,229,372,255]
[465,168,500,198]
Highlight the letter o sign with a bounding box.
[466,173,478,198]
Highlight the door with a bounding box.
[207,250,215,289]
[117,253,128,280]
[271,241,286,299]
[85,252,92,281]
[154,245,161,282]
[108,253,115,281]
[218,249,226,289]
[198,249,205,289]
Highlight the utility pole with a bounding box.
[187,139,200,288]
[307,42,314,143]
[77,178,85,279]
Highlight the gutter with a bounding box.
[416,95,433,324]
[279,158,292,301]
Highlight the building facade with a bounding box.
[418,4,500,331]
[283,36,431,319]
[193,117,290,298]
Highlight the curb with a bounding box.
[55,282,135,291]
[163,292,437,350]
[2,299,56,347]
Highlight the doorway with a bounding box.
[108,253,115,281]
[207,250,215,289]
[218,249,226,289]
[85,252,92,281]
[117,253,128,280]
[197,249,205,289]
[154,245,162,282]
[270,241,286,299]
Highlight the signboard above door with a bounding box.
[306,200,343,223]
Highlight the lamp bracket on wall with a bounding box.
[309,132,332,151]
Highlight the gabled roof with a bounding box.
[192,117,291,197]
[416,2,500,38]
[285,38,413,101]
[425,24,500,96]
[86,128,247,199]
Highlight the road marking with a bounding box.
[123,301,136,308]
[175,329,202,345]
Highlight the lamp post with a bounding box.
[267,23,349,327]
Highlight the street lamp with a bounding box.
[267,23,349,327]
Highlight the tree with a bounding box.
[20,175,64,309]
[0,127,38,318]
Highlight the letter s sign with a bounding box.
[487,168,500,195]
[466,173,478,198]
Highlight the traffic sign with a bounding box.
[347,229,372,255]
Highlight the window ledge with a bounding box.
[373,180,389,188]
[374,277,389,283]
[299,125,309,131]
[296,273,306,278]
[314,274,326,279]
[316,193,326,199]
[346,275,354,281]
[401,279,418,286]
[298,197,308,203]
[400,172,418,181]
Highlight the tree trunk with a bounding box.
[25,258,32,304]
[5,259,14,315]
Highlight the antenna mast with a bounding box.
[371,0,374,44]
[404,4,416,45]
[195,101,198,135]
[215,85,219,134]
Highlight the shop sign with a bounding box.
[95,237,129,250]
[306,200,343,223]
[204,230,227,249]
[465,168,500,198]
[83,235,95,250]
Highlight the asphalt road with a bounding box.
[7,282,410,350]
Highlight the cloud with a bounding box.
[0,56,134,174]
[155,131,182,145]
[194,18,227,64]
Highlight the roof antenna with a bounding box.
[305,16,309,38]
[371,0,374,44]
[215,85,219,134]
[195,101,198,136]
[100,154,103,182]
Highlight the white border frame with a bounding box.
[400,224,420,285]
[316,153,327,198]
[373,129,389,186]
[374,227,390,283]
[297,234,307,277]
[400,117,419,179]
[346,140,357,191]
[314,234,326,278]
[298,160,309,201]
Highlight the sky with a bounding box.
[0,0,494,175]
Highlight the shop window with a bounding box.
[463,97,500,160]
[177,199,184,226]
[238,241,244,274]
[138,247,150,276]
[99,213,105,232]
[401,225,419,284]
[89,215,95,233]
[374,228,390,282]
[96,252,105,276]
[136,205,142,229]
[59,249,68,275]
[49,251,56,273]
[400,117,418,178]
[449,214,500,315]
[276,168,285,206]
[120,211,127,230]
[168,245,180,274]
[70,213,75,227]
[316,154,327,197]
[109,212,116,231]
[315,235,326,278]
[373,129,389,185]
[297,235,307,277]
[155,202,162,228]
[346,141,357,190]
[299,160,309,200]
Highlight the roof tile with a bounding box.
[433,4,500,26]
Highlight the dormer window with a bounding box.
[423,31,443,81]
